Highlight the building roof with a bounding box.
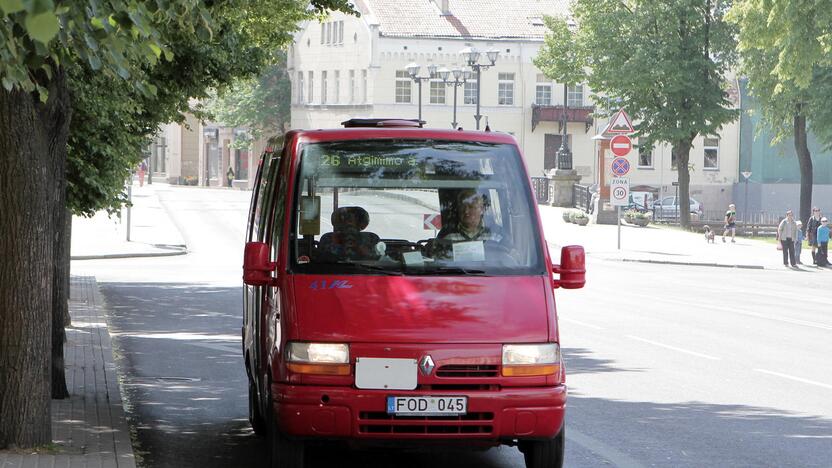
[356,0,570,40]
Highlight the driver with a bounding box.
[437,189,501,242]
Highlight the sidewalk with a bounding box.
[0,277,136,468]
[540,205,819,270]
[71,183,187,260]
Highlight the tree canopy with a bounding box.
[536,0,738,227]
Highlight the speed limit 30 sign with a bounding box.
[610,178,630,206]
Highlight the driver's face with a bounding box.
[460,195,484,229]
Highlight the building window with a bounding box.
[320,23,325,44]
[349,70,356,103]
[298,71,304,103]
[671,151,677,170]
[430,80,446,104]
[535,74,552,105]
[308,71,314,103]
[464,80,477,105]
[333,70,340,103]
[362,69,367,103]
[704,137,719,169]
[498,73,514,106]
[321,71,327,104]
[638,144,653,168]
[326,22,331,44]
[567,84,584,107]
[338,21,344,44]
[395,70,412,103]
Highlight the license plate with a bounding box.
[387,396,468,416]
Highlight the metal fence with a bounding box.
[573,184,593,212]
[530,177,551,204]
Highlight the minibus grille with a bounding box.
[358,412,494,435]
[417,384,498,391]
[436,365,499,378]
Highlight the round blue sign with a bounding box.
[611,157,630,176]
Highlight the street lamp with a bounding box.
[460,47,499,130]
[407,62,437,122]
[557,83,573,170]
[439,67,470,129]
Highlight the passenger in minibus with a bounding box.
[317,206,380,261]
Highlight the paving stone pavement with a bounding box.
[0,276,136,468]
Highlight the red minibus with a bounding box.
[243,119,585,468]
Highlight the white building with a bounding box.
[288,0,740,213]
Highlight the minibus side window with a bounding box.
[255,153,281,241]
[252,153,274,242]
[247,153,267,242]
[268,148,290,260]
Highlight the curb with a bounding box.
[71,245,188,261]
[616,258,766,270]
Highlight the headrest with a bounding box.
[331,206,370,231]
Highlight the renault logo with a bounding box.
[419,355,435,375]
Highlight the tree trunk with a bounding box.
[51,207,72,399]
[672,136,695,229]
[0,68,71,448]
[794,112,813,225]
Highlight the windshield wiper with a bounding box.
[408,266,487,276]
[333,262,403,276]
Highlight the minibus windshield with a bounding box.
[291,139,545,276]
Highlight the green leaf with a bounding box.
[24,10,60,44]
[1,76,14,91]
[0,0,25,14]
[148,43,161,58]
[87,54,101,70]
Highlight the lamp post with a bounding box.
[406,63,437,123]
[557,83,573,170]
[438,67,471,129]
[460,47,499,130]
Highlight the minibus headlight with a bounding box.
[501,344,560,377]
[287,342,349,363]
[286,342,350,376]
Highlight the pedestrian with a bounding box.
[138,160,147,187]
[806,207,822,264]
[777,210,798,267]
[226,165,235,188]
[795,220,804,264]
[722,203,736,243]
[817,217,830,267]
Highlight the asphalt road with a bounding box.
[73,185,832,468]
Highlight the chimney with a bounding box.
[433,0,450,15]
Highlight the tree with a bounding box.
[1,0,353,449]
[205,51,293,142]
[729,0,832,224]
[536,1,738,228]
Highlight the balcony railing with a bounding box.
[531,104,594,133]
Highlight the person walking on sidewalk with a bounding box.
[722,203,737,243]
[806,207,822,264]
[226,165,235,188]
[795,220,804,264]
[817,217,830,267]
[777,210,798,267]
[138,160,148,187]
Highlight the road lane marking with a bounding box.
[754,369,832,391]
[560,318,603,330]
[567,427,647,468]
[625,335,721,361]
[607,293,832,332]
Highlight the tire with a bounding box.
[268,391,305,468]
[521,426,565,468]
[248,376,266,436]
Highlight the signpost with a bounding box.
[611,178,630,250]
[741,171,752,221]
[606,109,635,250]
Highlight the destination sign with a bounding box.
[320,154,419,169]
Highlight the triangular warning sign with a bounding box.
[607,109,634,134]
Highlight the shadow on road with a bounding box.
[99,283,832,468]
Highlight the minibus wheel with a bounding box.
[248,376,266,436]
[520,426,564,468]
[268,390,305,468]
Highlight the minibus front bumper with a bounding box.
[271,383,566,442]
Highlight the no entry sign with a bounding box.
[610,135,632,157]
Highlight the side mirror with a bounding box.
[552,245,585,289]
[243,242,277,286]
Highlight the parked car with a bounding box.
[242,118,586,468]
[652,196,703,220]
